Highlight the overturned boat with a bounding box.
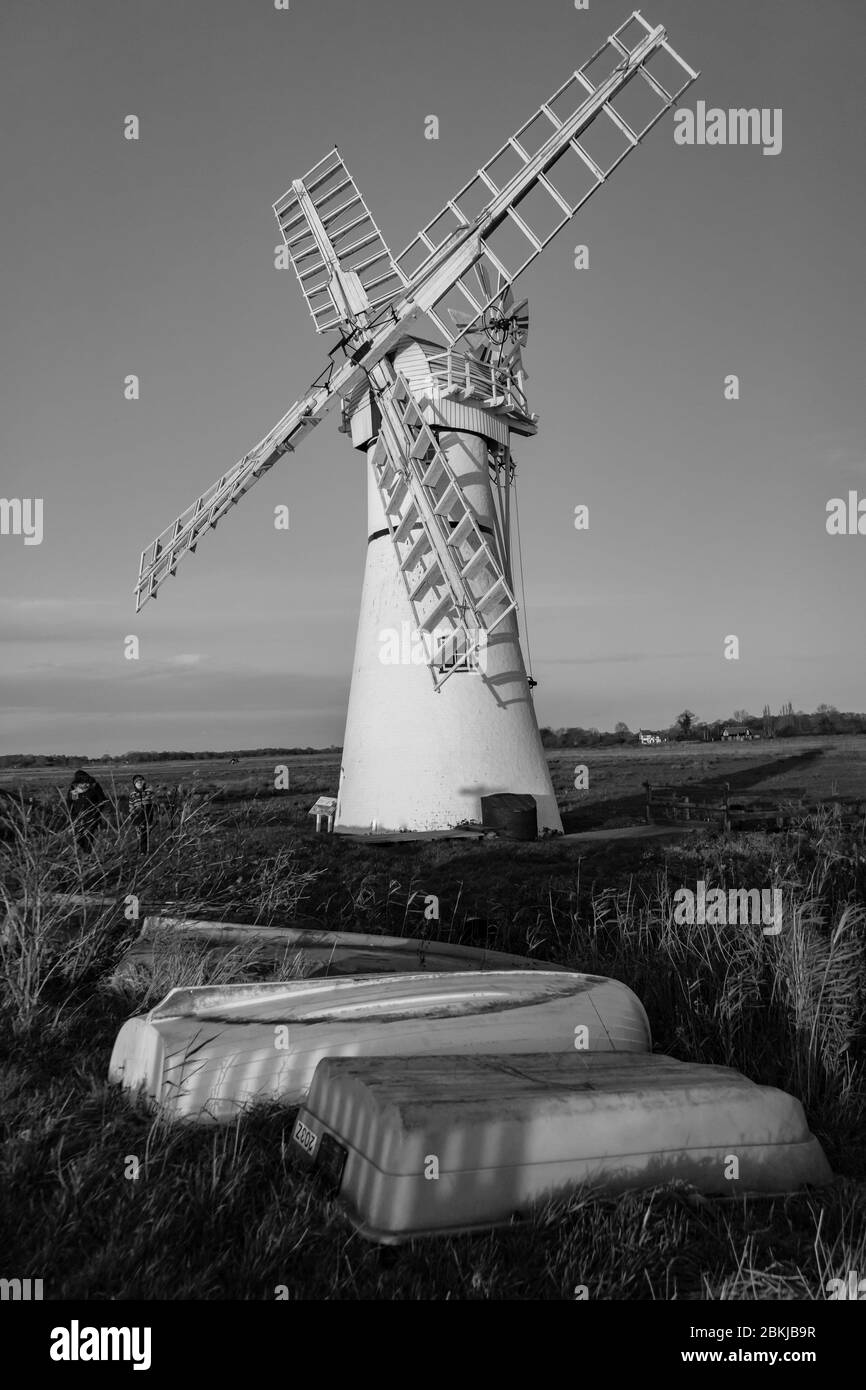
[113,915,561,982]
[291,1052,833,1242]
[109,970,651,1123]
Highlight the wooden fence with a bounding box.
[643,781,730,830]
[644,782,866,834]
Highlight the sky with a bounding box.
[1,0,864,754]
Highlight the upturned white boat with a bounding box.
[113,915,559,981]
[292,1052,833,1242]
[109,971,651,1123]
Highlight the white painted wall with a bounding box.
[335,351,562,835]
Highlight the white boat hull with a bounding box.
[292,1052,833,1242]
[109,971,650,1123]
[113,916,560,982]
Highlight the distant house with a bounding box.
[638,730,665,745]
[721,724,753,741]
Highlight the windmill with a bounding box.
[134,11,698,836]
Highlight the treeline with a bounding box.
[540,706,866,748]
[0,747,343,769]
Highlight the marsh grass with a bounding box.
[0,795,863,1299]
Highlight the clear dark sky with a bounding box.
[1,0,864,753]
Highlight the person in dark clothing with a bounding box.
[129,774,155,853]
[66,770,108,853]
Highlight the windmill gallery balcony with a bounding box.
[426,349,535,421]
[339,346,537,442]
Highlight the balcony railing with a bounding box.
[425,350,532,419]
[339,348,535,435]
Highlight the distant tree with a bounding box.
[813,704,843,734]
[614,721,631,736]
[676,709,697,738]
[774,701,796,736]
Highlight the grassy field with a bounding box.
[4,732,861,819]
[1,737,864,1299]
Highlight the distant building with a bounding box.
[638,730,665,745]
[721,724,753,741]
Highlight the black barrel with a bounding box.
[480,793,538,841]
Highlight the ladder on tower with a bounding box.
[372,372,517,688]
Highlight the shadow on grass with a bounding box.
[560,747,828,833]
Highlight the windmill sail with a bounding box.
[273,148,406,336]
[134,387,331,611]
[394,10,698,349]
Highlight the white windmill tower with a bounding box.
[134,11,698,837]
